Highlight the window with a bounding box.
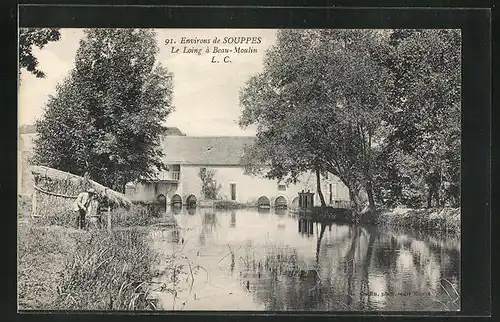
[170,164,181,180]
[230,183,236,201]
[278,184,286,191]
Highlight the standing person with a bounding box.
[73,188,97,229]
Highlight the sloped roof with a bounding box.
[162,127,186,136]
[19,133,37,151]
[162,136,255,165]
[19,124,37,134]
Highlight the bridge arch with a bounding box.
[155,194,167,213]
[171,194,182,207]
[257,196,271,208]
[274,195,288,209]
[186,194,197,208]
[156,194,166,204]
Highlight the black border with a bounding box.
[4,3,492,321]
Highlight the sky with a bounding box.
[18,28,278,136]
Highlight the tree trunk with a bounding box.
[349,189,362,214]
[427,186,432,208]
[315,167,327,208]
[435,188,441,207]
[365,132,376,211]
[316,222,327,263]
[366,180,376,211]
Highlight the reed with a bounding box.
[52,228,158,310]
[18,225,158,310]
[111,204,166,227]
[33,192,78,227]
[18,225,80,310]
[237,242,312,278]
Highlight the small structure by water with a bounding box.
[298,191,315,209]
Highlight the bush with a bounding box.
[366,207,460,234]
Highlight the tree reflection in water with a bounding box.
[250,216,460,311]
[169,208,460,311]
[198,211,220,245]
[298,217,314,237]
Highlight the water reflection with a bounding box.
[257,208,270,214]
[166,208,460,311]
[274,209,287,216]
[298,217,314,237]
[230,211,236,228]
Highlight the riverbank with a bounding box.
[18,223,161,310]
[291,205,460,234]
[17,193,180,311]
[362,207,460,234]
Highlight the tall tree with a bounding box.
[33,29,174,191]
[374,29,461,208]
[19,28,61,78]
[239,29,391,212]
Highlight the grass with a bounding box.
[18,224,159,310]
[17,225,75,309]
[33,193,78,227]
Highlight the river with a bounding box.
[148,207,460,311]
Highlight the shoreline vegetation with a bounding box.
[17,224,159,310]
[20,192,460,234]
[196,199,460,234]
[17,196,172,311]
[18,193,459,311]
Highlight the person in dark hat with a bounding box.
[73,188,97,229]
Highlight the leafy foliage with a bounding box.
[240,29,460,211]
[19,28,61,78]
[374,29,461,208]
[239,29,392,211]
[32,29,174,192]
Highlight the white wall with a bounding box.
[129,181,180,203]
[130,164,350,206]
